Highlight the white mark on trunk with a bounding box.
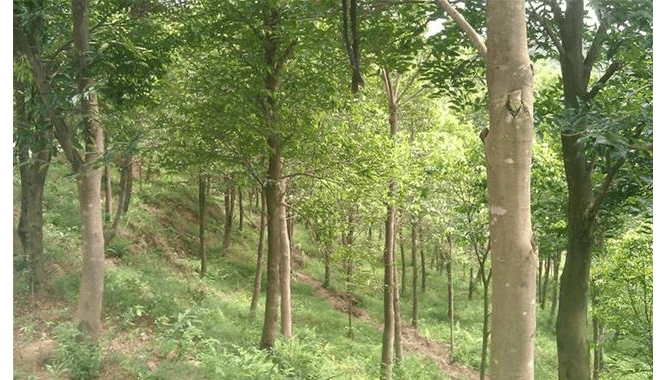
[504,282,510,287]
[490,205,507,216]
[504,158,515,164]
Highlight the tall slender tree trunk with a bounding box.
[380,205,396,380]
[223,184,235,250]
[380,68,399,380]
[238,186,244,231]
[279,178,292,338]
[249,188,267,321]
[399,230,406,296]
[419,226,426,292]
[480,266,491,380]
[550,250,562,321]
[260,136,282,349]
[541,257,551,309]
[446,235,454,354]
[199,173,207,276]
[323,239,331,289]
[72,0,105,342]
[104,163,113,222]
[486,0,536,377]
[411,223,418,328]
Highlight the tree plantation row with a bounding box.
[13,0,652,379]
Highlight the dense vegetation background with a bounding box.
[13,0,652,379]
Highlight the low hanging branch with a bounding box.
[433,0,487,58]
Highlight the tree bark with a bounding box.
[104,163,113,221]
[249,188,267,321]
[399,230,406,296]
[486,0,536,378]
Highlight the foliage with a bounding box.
[53,322,103,380]
[592,223,653,373]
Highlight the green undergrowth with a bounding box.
[15,164,645,379]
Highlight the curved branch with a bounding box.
[528,1,564,57]
[433,0,486,58]
[585,60,623,101]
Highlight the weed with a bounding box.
[53,322,102,380]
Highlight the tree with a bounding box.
[436,0,536,377]
[528,1,652,377]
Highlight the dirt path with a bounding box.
[292,270,483,380]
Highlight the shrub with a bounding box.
[53,322,102,380]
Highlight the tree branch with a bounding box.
[582,21,608,85]
[528,1,564,57]
[585,60,623,101]
[433,0,486,58]
[587,156,625,220]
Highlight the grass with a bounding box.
[13,161,651,379]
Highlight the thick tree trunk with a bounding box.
[480,267,491,380]
[279,178,292,338]
[198,173,206,276]
[486,0,536,378]
[556,134,595,380]
[260,136,282,349]
[249,188,267,321]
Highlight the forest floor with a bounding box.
[292,269,483,380]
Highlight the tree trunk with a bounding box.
[346,258,353,337]
[15,80,52,299]
[199,173,206,276]
[238,186,243,231]
[107,155,132,243]
[550,251,562,320]
[399,230,406,296]
[249,188,267,321]
[380,204,396,380]
[72,0,106,342]
[592,316,604,380]
[420,226,426,293]
[223,184,235,250]
[104,163,112,222]
[468,266,475,300]
[480,267,491,380]
[486,0,536,378]
[380,68,399,380]
[541,257,551,310]
[411,223,418,327]
[279,178,292,338]
[323,240,331,289]
[447,235,454,354]
[537,259,543,304]
[259,136,282,349]
[556,133,595,379]
[392,261,403,364]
